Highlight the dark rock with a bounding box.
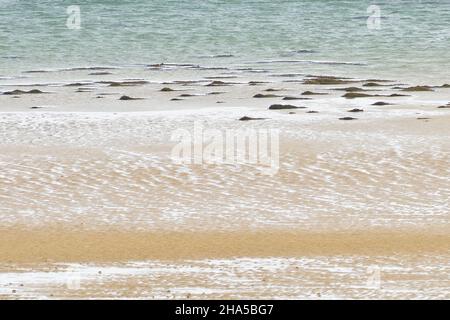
[22,70,48,74]
[206,80,231,87]
[282,96,311,100]
[438,103,450,108]
[342,92,407,98]
[253,93,280,98]
[27,89,44,94]
[3,89,45,95]
[268,104,305,110]
[208,92,224,95]
[302,91,327,95]
[348,108,364,112]
[440,84,450,88]
[372,101,392,106]
[171,98,183,101]
[339,117,357,120]
[417,117,430,120]
[265,88,282,92]
[342,92,373,99]
[389,93,409,97]
[239,116,266,121]
[64,82,91,87]
[363,82,383,87]
[119,95,142,100]
[30,106,43,109]
[160,87,174,92]
[306,111,319,113]
[335,87,365,92]
[401,86,434,92]
[179,94,196,97]
[248,81,268,86]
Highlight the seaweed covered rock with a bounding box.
[119,95,142,100]
[206,80,232,87]
[239,116,267,121]
[301,91,327,95]
[401,86,434,92]
[3,89,46,95]
[342,92,373,99]
[253,93,280,98]
[372,101,392,106]
[268,104,304,110]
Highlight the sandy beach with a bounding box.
[0,64,449,299]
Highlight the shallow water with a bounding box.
[1,0,450,83]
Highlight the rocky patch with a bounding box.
[282,96,311,100]
[239,116,267,121]
[372,101,393,106]
[401,86,434,92]
[265,88,283,92]
[248,81,268,86]
[363,82,387,87]
[342,92,373,99]
[3,89,46,95]
[206,80,234,87]
[343,92,409,99]
[335,87,366,92]
[253,94,280,98]
[268,104,305,110]
[119,95,143,101]
[302,91,327,95]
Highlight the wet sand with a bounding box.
[1,227,449,263]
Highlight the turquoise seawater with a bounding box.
[1,0,449,82]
